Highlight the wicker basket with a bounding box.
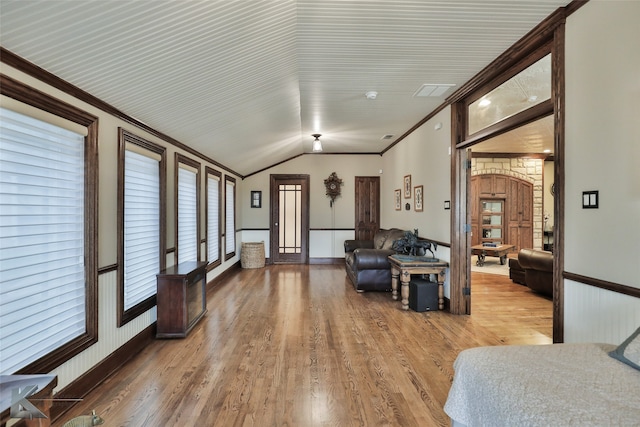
[241,241,265,268]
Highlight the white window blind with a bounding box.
[0,107,86,374]
[225,180,235,255]
[124,150,160,310]
[178,167,198,264]
[207,174,220,263]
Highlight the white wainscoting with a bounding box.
[50,270,156,390]
[310,229,354,259]
[564,279,640,345]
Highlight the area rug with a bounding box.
[470,255,509,276]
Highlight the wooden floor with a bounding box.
[53,265,552,427]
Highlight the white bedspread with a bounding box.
[444,343,640,426]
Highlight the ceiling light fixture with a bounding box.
[311,134,323,152]
[365,91,378,100]
[478,98,491,107]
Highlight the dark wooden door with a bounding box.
[507,178,533,252]
[270,174,309,264]
[354,176,380,241]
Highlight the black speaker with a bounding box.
[409,277,439,312]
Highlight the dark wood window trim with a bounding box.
[205,167,223,271]
[117,128,167,327]
[224,175,237,261]
[175,153,202,266]
[0,74,99,373]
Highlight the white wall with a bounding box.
[380,108,452,296]
[381,108,452,243]
[240,154,383,258]
[563,0,640,343]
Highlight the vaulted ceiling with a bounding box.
[0,1,570,176]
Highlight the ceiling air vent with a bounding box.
[414,84,456,97]
[381,134,395,140]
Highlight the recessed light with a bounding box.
[478,98,491,107]
[365,91,378,100]
[543,149,551,153]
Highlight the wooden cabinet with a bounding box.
[478,174,508,197]
[480,199,504,244]
[507,178,533,252]
[156,261,207,338]
[471,175,533,251]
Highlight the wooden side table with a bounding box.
[388,255,449,311]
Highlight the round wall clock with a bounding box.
[324,172,343,206]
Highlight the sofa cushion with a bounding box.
[373,228,405,250]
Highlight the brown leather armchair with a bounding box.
[517,248,553,297]
[344,228,406,292]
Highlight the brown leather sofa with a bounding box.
[344,228,406,292]
[517,248,553,297]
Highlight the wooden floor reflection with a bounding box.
[53,265,552,427]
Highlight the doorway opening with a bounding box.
[449,28,565,343]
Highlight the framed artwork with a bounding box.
[394,189,401,210]
[404,174,412,198]
[414,185,423,211]
[251,190,262,208]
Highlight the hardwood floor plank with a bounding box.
[53,265,552,426]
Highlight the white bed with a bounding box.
[444,343,640,426]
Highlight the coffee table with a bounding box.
[471,244,515,266]
[388,255,449,311]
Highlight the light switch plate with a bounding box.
[582,191,598,209]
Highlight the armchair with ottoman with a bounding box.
[344,228,406,292]
[515,248,553,297]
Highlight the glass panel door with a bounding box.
[480,199,504,244]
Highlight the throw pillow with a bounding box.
[609,326,640,371]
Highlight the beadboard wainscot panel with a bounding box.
[240,230,270,257]
[310,229,354,260]
[49,270,156,390]
[564,280,640,345]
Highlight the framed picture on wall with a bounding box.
[251,190,262,208]
[404,175,411,198]
[414,185,423,211]
[394,189,401,210]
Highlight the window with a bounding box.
[206,167,221,268]
[117,129,166,326]
[466,52,552,139]
[225,176,236,259]
[0,76,98,375]
[175,154,200,265]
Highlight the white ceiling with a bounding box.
[0,0,569,176]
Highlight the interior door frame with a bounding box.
[269,174,310,264]
[448,18,565,343]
